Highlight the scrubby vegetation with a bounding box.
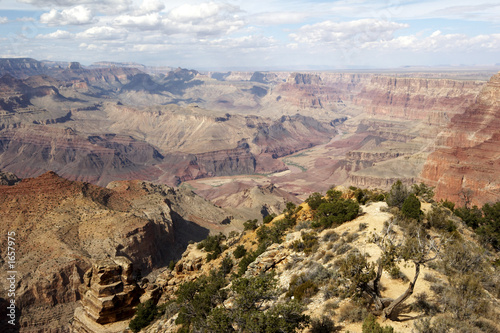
[175,266,309,332]
[144,182,500,333]
[197,233,227,261]
[129,300,159,333]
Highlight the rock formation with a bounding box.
[421,72,500,206]
[71,257,142,332]
[0,171,237,332]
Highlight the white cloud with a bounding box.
[37,29,73,39]
[137,0,165,15]
[209,35,277,49]
[363,31,500,52]
[162,2,245,37]
[0,17,9,24]
[76,26,127,40]
[40,6,94,25]
[114,13,162,30]
[290,19,409,44]
[19,0,132,13]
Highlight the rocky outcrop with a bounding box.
[421,72,500,206]
[0,169,20,185]
[0,126,164,186]
[71,257,142,332]
[0,172,234,332]
[272,72,485,124]
[0,58,47,78]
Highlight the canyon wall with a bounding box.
[421,72,500,206]
[0,172,235,331]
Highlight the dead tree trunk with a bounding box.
[382,262,421,320]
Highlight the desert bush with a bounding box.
[306,192,327,210]
[423,272,438,283]
[310,316,337,333]
[386,180,409,209]
[295,220,311,231]
[401,193,421,220]
[338,301,368,323]
[322,230,339,242]
[322,250,335,264]
[388,266,408,282]
[129,300,158,333]
[197,233,227,261]
[440,241,484,276]
[443,274,489,321]
[335,243,351,255]
[411,292,439,315]
[263,213,277,224]
[302,231,319,255]
[220,255,233,276]
[287,279,319,302]
[233,245,246,259]
[362,314,394,333]
[312,198,360,229]
[358,222,368,231]
[441,199,455,211]
[345,232,359,243]
[243,218,259,231]
[412,182,435,202]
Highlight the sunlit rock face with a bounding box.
[421,72,500,206]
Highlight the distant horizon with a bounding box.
[0,1,499,70]
[2,56,500,74]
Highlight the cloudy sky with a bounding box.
[0,0,499,70]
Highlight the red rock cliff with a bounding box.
[421,72,500,206]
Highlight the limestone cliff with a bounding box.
[421,72,500,206]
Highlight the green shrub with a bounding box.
[401,194,421,220]
[386,180,409,209]
[287,276,319,302]
[197,233,227,261]
[312,199,360,229]
[175,270,228,331]
[441,199,455,211]
[220,256,233,276]
[233,245,247,259]
[306,192,326,210]
[412,182,435,202]
[338,302,368,323]
[129,300,158,333]
[310,316,337,333]
[362,314,394,333]
[263,213,276,224]
[244,219,259,231]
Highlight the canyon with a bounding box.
[1,58,500,331]
[0,58,494,201]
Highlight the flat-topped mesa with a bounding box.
[72,257,142,331]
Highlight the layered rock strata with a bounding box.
[421,72,500,206]
[71,257,142,332]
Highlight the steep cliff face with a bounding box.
[0,126,164,185]
[0,58,47,78]
[421,72,500,206]
[0,172,238,332]
[351,76,483,125]
[271,72,484,124]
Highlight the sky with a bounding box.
[0,0,499,70]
